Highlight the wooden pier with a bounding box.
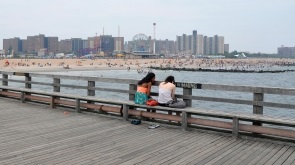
[1,71,295,164]
[0,98,295,165]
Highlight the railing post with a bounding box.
[25,74,31,89]
[50,96,55,109]
[25,74,31,100]
[253,92,264,126]
[53,78,60,92]
[232,116,239,138]
[183,88,192,107]
[21,91,25,103]
[182,111,188,131]
[87,81,95,111]
[76,99,81,113]
[122,104,128,121]
[87,81,95,96]
[52,78,60,107]
[129,84,137,101]
[2,74,8,86]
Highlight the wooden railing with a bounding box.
[1,71,295,140]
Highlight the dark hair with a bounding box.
[165,76,175,84]
[138,72,155,85]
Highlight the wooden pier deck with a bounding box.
[0,98,295,165]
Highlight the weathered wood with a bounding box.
[2,74,8,86]
[53,78,60,92]
[25,75,31,89]
[122,104,128,121]
[87,81,95,96]
[75,99,81,113]
[129,84,137,101]
[0,99,295,164]
[87,80,95,111]
[20,91,25,103]
[181,111,187,130]
[232,116,239,138]
[183,88,192,107]
[253,92,264,126]
[49,96,54,109]
[1,85,295,140]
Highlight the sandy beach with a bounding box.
[0,58,295,72]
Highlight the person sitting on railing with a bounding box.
[134,72,156,105]
[158,76,176,106]
[158,76,186,108]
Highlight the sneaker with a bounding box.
[148,124,160,129]
[131,119,141,125]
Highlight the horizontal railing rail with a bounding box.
[1,71,295,110]
[1,85,295,140]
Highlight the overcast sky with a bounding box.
[0,0,294,53]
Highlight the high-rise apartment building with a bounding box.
[278,46,295,57]
[113,37,124,52]
[224,44,230,53]
[88,36,101,53]
[217,36,224,54]
[202,35,225,55]
[177,30,225,55]
[46,37,58,54]
[58,39,72,53]
[22,39,28,53]
[155,39,177,54]
[3,37,21,55]
[100,35,114,54]
[196,34,204,55]
[176,34,190,53]
[192,30,197,55]
[203,36,210,55]
[82,40,88,49]
[27,34,46,54]
[71,38,83,55]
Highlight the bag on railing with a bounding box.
[146,99,159,106]
[166,99,186,108]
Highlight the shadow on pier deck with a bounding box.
[0,98,295,165]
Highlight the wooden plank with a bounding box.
[238,142,274,165]
[159,139,244,165]
[202,140,250,165]
[189,139,249,165]
[254,144,285,165]
[273,147,295,165]
[169,137,239,165]
[120,132,221,165]
[263,145,290,165]
[94,132,203,165]
[246,143,278,165]
[184,138,247,165]
[230,141,269,165]
[38,127,180,164]
[282,148,295,165]
[213,140,259,165]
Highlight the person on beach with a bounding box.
[158,76,176,106]
[134,72,156,105]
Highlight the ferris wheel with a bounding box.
[132,33,150,52]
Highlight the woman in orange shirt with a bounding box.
[134,72,156,104]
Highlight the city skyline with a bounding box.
[0,0,294,53]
